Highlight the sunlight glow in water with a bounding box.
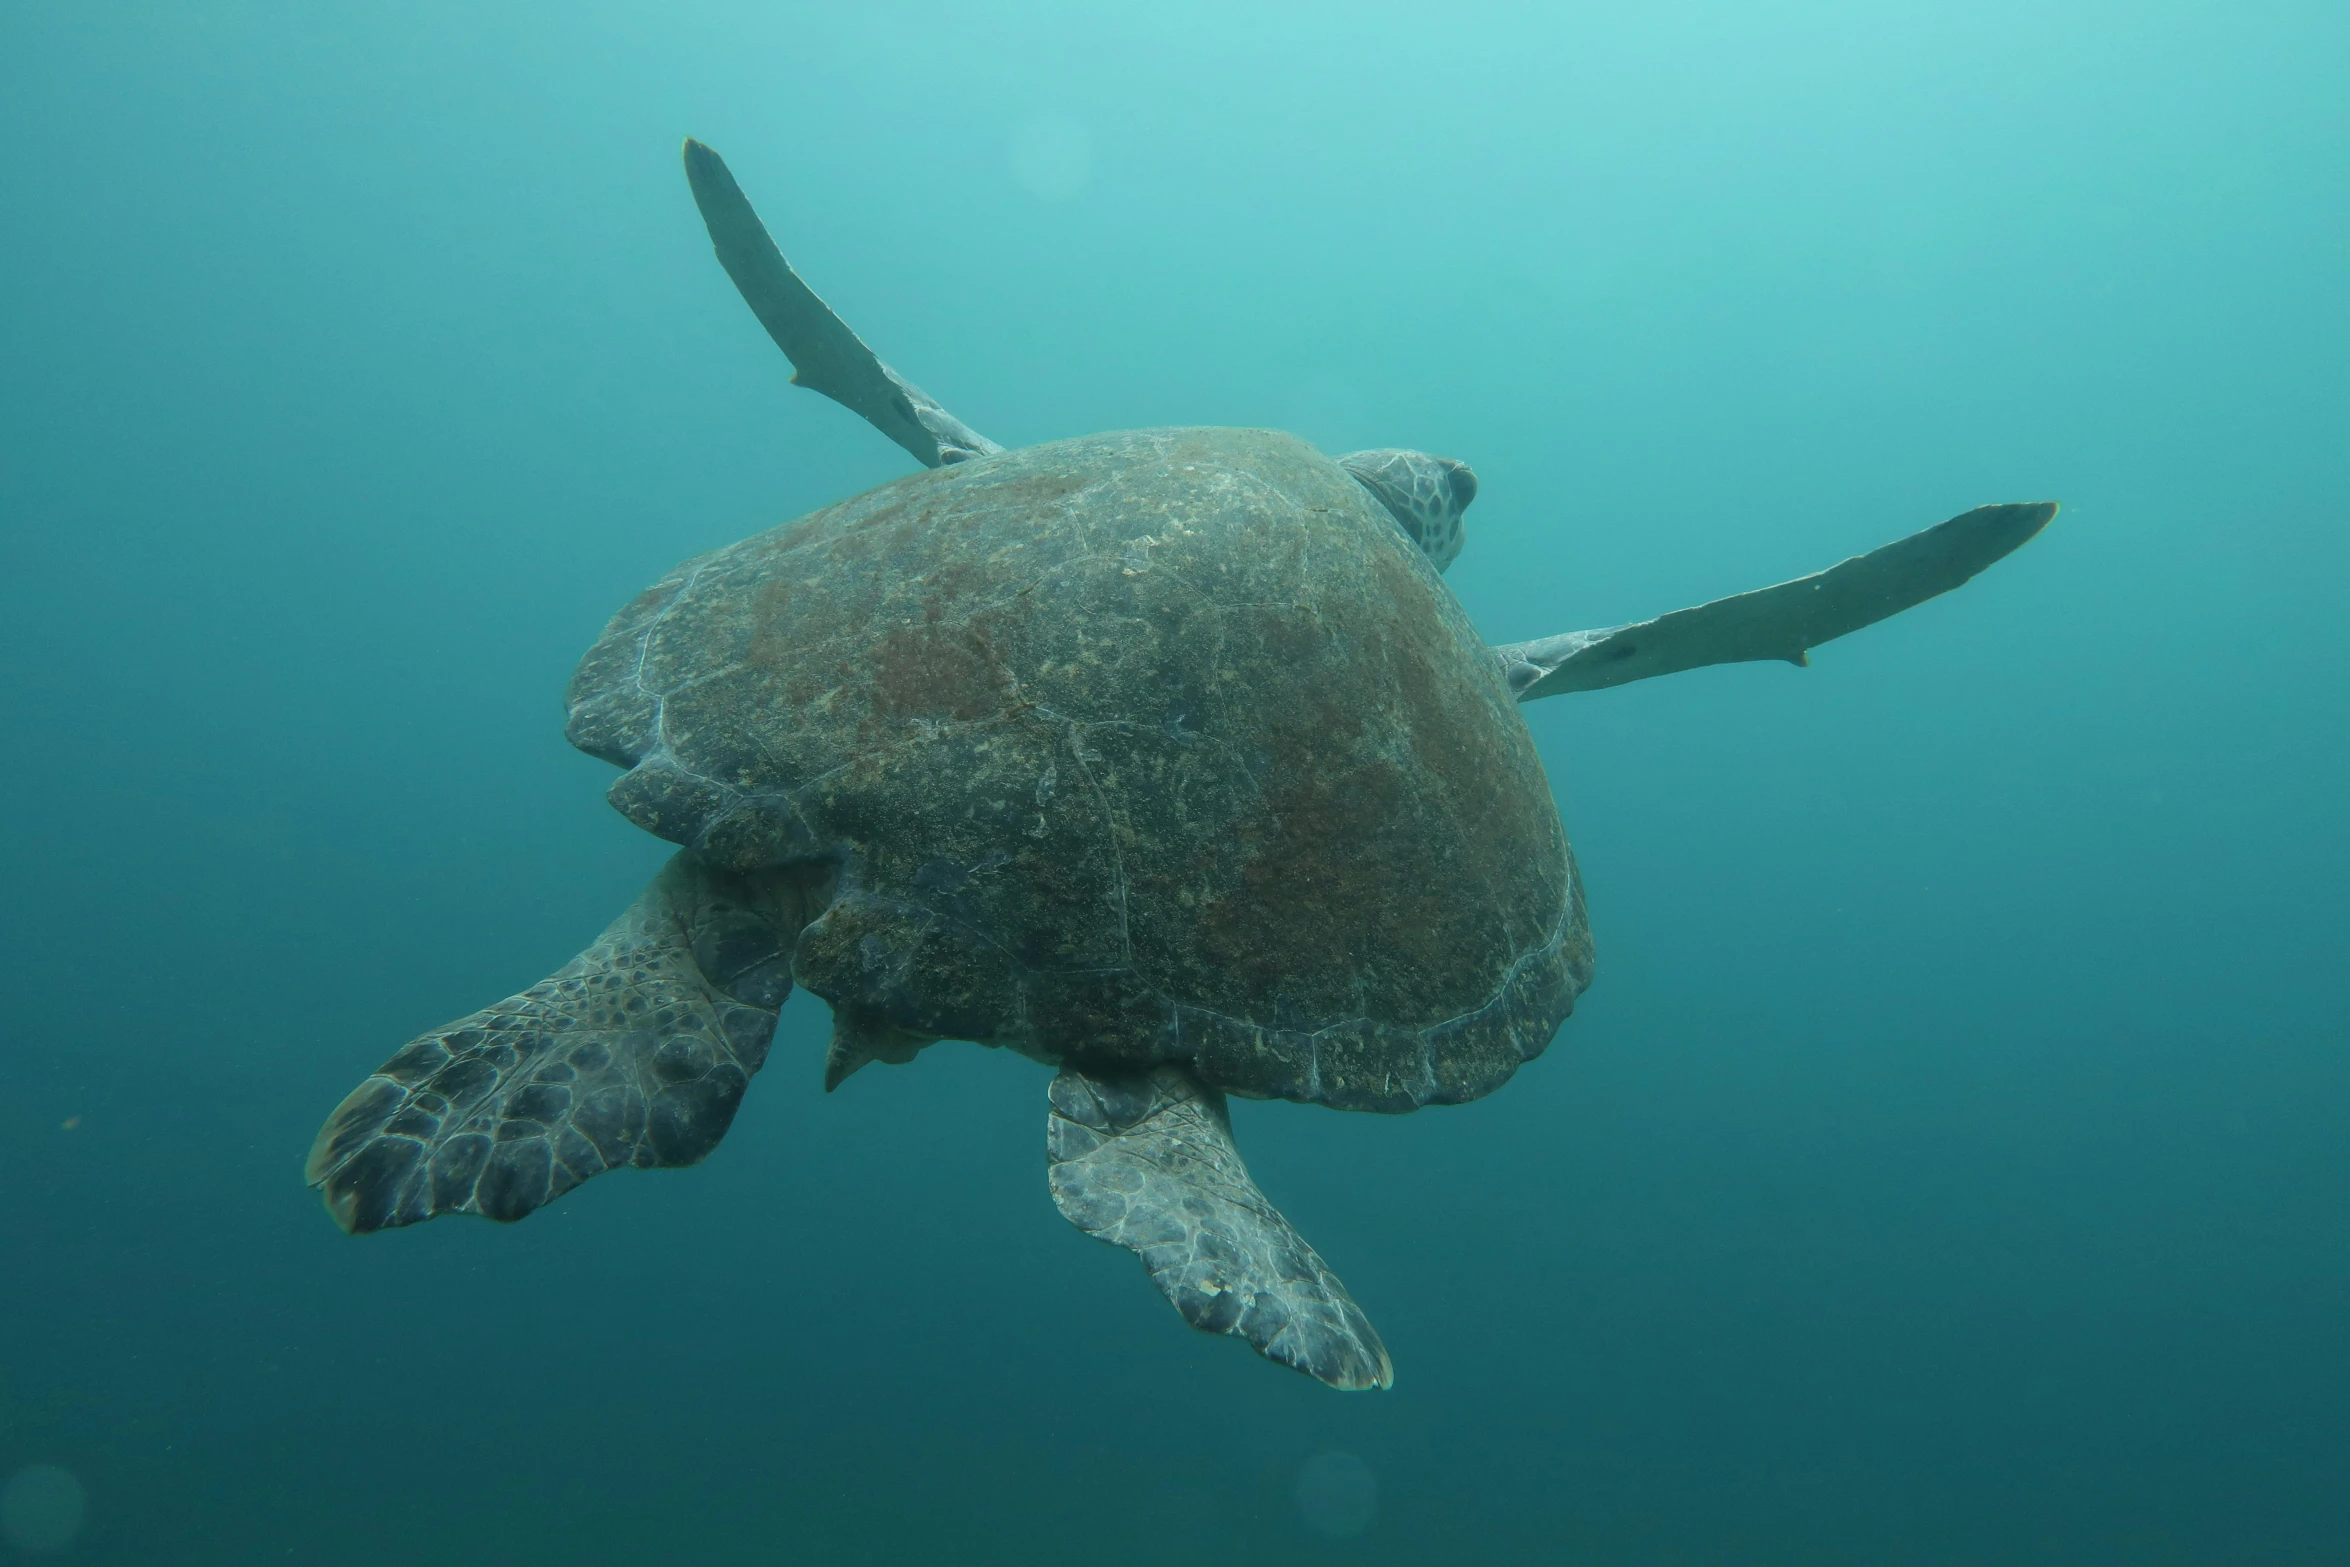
[0,1466,87,1555]
[1296,1449,1377,1538]
[1011,112,1094,202]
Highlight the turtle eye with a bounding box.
[1443,461,1478,513]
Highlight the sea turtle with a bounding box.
[305,140,2054,1390]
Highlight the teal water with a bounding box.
[4,2,2345,1561]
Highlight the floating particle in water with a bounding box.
[1295,1449,1376,1539]
[0,1465,86,1554]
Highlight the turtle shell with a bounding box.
[565,427,1591,1111]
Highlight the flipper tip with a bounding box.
[1997,500,2060,544]
[681,138,730,187]
[318,1183,363,1236]
[1330,1343,1397,1392]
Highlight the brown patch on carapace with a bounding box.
[1369,550,1565,927]
[956,466,1090,518]
[1158,555,1565,1030]
[1236,602,1333,675]
[615,580,683,622]
[1162,598,1461,1023]
[1196,752,1469,1018]
[866,615,1017,724]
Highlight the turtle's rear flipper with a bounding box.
[682,138,1001,469]
[1495,500,2057,700]
[306,853,808,1234]
[1047,1064,1394,1391]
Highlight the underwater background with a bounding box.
[3,1,2346,1561]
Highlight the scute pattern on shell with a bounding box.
[565,428,1592,1111]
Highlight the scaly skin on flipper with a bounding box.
[1495,501,2056,700]
[306,853,826,1233]
[1047,1063,1395,1391]
[682,139,1001,468]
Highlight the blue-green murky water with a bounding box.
[4,2,2345,1561]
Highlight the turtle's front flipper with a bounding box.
[1047,1064,1393,1391]
[306,853,818,1234]
[1495,501,2056,701]
[682,138,1001,469]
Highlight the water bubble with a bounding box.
[1295,1449,1376,1539]
[1011,113,1094,202]
[0,1465,87,1554]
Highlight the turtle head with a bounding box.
[1337,449,1478,572]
